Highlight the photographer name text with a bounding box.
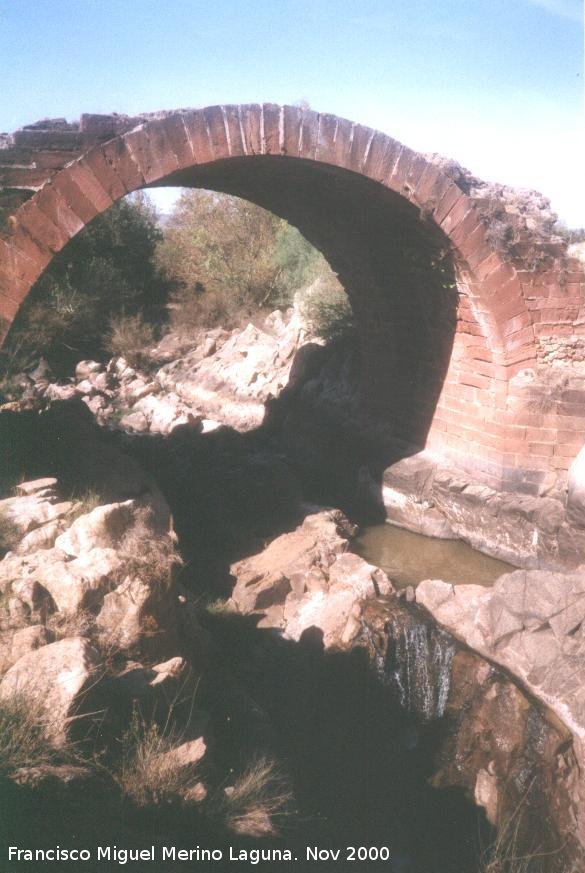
[8,845,392,865]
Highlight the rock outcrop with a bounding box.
[0,636,101,744]
[231,508,393,649]
[8,308,312,437]
[381,451,585,572]
[416,569,585,859]
[0,464,185,722]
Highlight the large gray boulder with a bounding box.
[0,636,101,744]
[55,501,136,557]
[231,509,391,649]
[96,576,179,660]
[39,547,123,614]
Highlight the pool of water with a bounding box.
[354,522,514,589]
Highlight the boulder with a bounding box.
[133,394,187,433]
[0,493,73,535]
[119,410,149,433]
[75,379,96,396]
[150,332,193,363]
[231,510,350,613]
[92,372,110,392]
[8,625,53,668]
[0,547,64,595]
[123,378,159,402]
[10,578,54,623]
[96,576,179,659]
[37,547,122,614]
[83,395,107,416]
[55,501,136,557]
[15,478,58,496]
[44,384,77,402]
[232,510,391,649]
[0,636,101,744]
[156,736,206,774]
[285,553,393,648]
[17,519,67,553]
[113,656,187,694]
[75,360,102,380]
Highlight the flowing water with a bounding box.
[354,521,514,589]
[380,607,456,721]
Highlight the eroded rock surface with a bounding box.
[416,569,585,858]
[0,636,101,744]
[382,451,585,571]
[231,509,393,648]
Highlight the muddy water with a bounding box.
[354,522,514,589]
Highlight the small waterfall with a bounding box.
[363,602,456,722]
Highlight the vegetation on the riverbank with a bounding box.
[2,193,166,377]
[0,189,353,395]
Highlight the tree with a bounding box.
[157,189,345,335]
[1,192,168,377]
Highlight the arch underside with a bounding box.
[1,105,581,492]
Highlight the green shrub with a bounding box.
[299,275,354,342]
[158,189,347,334]
[1,193,168,379]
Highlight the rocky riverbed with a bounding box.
[2,308,585,870]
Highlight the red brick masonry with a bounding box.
[1,106,583,492]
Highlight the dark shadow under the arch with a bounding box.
[157,154,459,452]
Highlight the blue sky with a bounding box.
[1,0,583,223]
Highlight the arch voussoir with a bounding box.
[261,103,282,155]
[221,105,247,158]
[181,110,216,164]
[202,105,231,160]
[362,133,402,185]
[100,137,146,192]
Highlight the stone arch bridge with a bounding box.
[0,105,583,495]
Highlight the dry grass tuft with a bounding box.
[218,756,292,837]
[480,780,561,873]
[46,609,95,641]
[0,695,58,776]
[205,598,237,616]
[106,313,157,369]
[113,707,202,807]
[116,509,183,589]
[69,490,103,521]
